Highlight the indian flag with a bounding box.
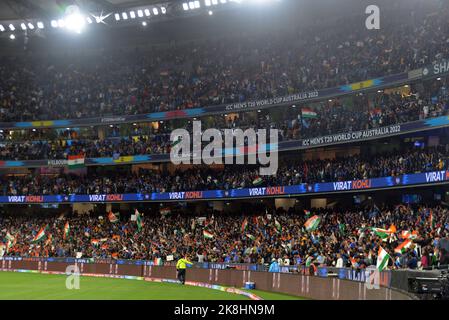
[246,234,256,241]
[253,177,263,186]
[63,222,70,239]
[68,154,85,169]
[135,209,143,232]
[376,246,390,272]
[304,215,321,231]
[241,218,248,233]
[304,210,311,216]
[203,230,214,239]
[108,211,118,223]
[5,232,14,242]
[274,219,282,232]
[371,227,394,239]
[301,107,318,118]
[91,239,99,246]
[401,230,418,240]
[32,226,46,243]
[394,239,412,254]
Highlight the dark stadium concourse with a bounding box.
[2,0,449,304]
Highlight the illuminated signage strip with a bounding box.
[0,170,447,203]
[0,70,415,130]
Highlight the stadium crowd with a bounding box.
[1,91,448,160]
[1,204,448,271]
[1,144,447,195]
[1,3,448,122]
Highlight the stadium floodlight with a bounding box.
[86,16,93,24]
[189,2,195,9]
[161,7,166,14]
[211,0,218,5]
[37,21,44,29]
[205,0,211,6]
[142,21,147,26]
[194,1,201,8]
[8,24,15,31]
[20,23,27,30]
[51,20,58,28]
[0,24,5,32]
[9,34,15,40]
[144,9,151,16]
[27,23,34,30]
[153,8,159,15]
[122,12,128,20]
[114,13,120,21]
[182,3,189,10]
[137,9,144,17]
[208,10,213,15]
[130,11,136,19]
[65,13,86,33]
[57,19,65,28]
[220,0,227,4]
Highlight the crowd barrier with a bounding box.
[0,258,416,300]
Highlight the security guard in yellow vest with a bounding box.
[176,255,192,285]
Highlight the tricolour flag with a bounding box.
[135,209,143,232]
[246,234,256,241]
[274,219,282,232]
[68,154,85,169]
[160,208,171,215]
[32,226,46,243]
[63,222,70,240]
[108,211,118,223]
[401,230,418,240]
[376,246,390,272]
[241,218,248,233]
[394,239,412,254]
[304,210,311,216]
[304,215,321,231]
[91,239,99,246]
[5,232,14,242]
[371,227,394,239]
[252,177,263,186]
[301,107,318,118]
[203,230,214,239]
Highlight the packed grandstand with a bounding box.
[1,0,449,280]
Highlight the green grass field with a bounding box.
[0,272,303,300]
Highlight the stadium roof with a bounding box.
[0,0,166,20]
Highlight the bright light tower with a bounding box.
[64,5,86,34]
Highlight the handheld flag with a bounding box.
[376,246,390,272]
[108,211,119,223]
[63,222,70,240]
[203,230,214,239]
[304,215,321,232]
[32,226,46,243]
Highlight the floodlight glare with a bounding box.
[130,11,136,19]
[114,13,120,21]
[161,7,166,14]
[86,17,93,24]
[51,20,58,28]
[65,13,86,33]
[205,0,212,6]
[28,23,34,29]
[220,0,227,4]
[153,8,159,15]
[58,19,65,28]
[0,24,5,32]
[212,0,218,5]
[194,0,201,8]
[20,23,27,30]
[37,21,44,29]
[142,21,147,26]
[208,10,213,15]
[8,24,15,31]
[189,2,195,10]
[137,10,144,17]
[122,12,128,20]
[144,9,151,16]
[9,34,15,40]
[183,3,189,10]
